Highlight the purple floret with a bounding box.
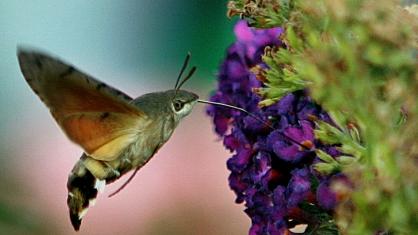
[207,20,344,235]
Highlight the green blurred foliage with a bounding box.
[228,0,417,234]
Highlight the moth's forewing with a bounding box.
[18,49,148,161]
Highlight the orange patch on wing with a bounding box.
[61,112,145,161]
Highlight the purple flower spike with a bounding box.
[207,20,344,234]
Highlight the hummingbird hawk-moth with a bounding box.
[18,47,203,230]
[17,47,290,231]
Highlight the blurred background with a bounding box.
[0,1,249,234]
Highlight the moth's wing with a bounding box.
[17,48,148,161]
[60,112,149,161]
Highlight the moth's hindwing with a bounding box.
[17,48,149,161]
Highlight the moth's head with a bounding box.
[164,52,199,120]
[132,89,198,120]
[167,89,199,119]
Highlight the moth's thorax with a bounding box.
[102,114,176,179]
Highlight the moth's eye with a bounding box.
[173,101,184,111]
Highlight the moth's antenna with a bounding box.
[198,100,311,150]
[174,52,191,90]
[177,66,196,90]
[108,167,140,198]
[174,65,197,99]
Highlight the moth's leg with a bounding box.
[123,158,132,164]
[82,156,120,180]
[104,162,121,178]
[104,157,134,184]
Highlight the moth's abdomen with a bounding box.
[66,135,162,230]
[67,156,105,231]
[66,151,140,230]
